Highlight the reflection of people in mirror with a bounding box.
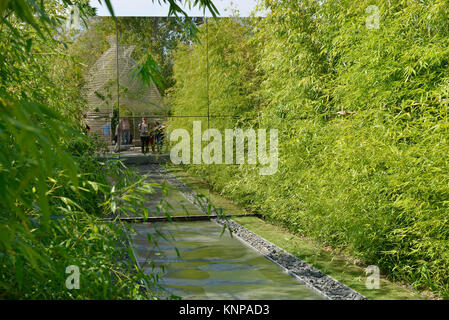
[115,120,121,145]
[121,118,130,145]
[138,118,149,154]
[154,121,166,153]
[102,122,111,136]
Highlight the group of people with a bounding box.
[113,117,166,154]
[138,118,166,154]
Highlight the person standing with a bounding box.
[146,120,155,153]
[154,121,166,153]
[115,120,122,146]
[138,117,149,154]
[103,122,111,136]
[122,117,130,145]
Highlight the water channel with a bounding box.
[129,165,323,300]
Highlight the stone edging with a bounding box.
[152,164,367,300]
[212,218,366,300]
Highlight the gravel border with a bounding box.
[142,164,367,300]
[212,219,366,300]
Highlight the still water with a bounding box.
[131,221,324,300]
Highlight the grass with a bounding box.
[233,216,425,300]
[166,163,426,300]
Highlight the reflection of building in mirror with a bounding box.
[84,34,168,148]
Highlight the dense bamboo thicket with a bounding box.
[168,0,449,297]
[0,1,163,299]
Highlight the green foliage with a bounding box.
[0,97,162,298]
[0,0,178,299]
[92,0,219,93]
[168,1,449,298]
